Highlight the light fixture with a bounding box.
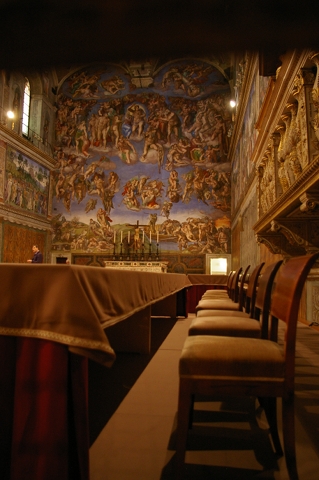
[0,107,15,125]
[230,99,236,108]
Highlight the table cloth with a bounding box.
[0,263,190,480]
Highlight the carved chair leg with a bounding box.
[263,396,283,456]
[175,380,193,480]
[282,395,299,480]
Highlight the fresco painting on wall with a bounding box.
[232,70,260,211]
[4,145,50,216]
[52,60,232,255]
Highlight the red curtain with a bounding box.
[0,336,89,480]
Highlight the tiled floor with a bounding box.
[89,314,319,480]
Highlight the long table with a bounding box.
[0,264,190,480]
[187,274,228,313]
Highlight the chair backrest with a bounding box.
[269,253,319,391]
[253,260,283,338]
[244,262,265,314]
[226,270,235,293]
[237,265,250,310]
[228,267,242,302]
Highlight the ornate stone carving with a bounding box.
[299,192,319,212]
[255,234,282,255]
[309,52,319,149]
[270,220,306,249]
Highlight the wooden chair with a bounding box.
[189,261,282,339]
[196,262,265,319]
[195,265,249,314]
[189,262,271,338]
[199,270,235,299]
[175,253,319,480]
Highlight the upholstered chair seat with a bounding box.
[179,334,284,386]
[188,315,261,338]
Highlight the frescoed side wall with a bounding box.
[4,145,50,216]
[51,59,233,257]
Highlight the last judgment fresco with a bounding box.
[52,59,232,255]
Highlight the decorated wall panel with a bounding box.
[52,59,232,258]
[4,144,50,216]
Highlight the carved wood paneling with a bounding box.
[2,221,47,263]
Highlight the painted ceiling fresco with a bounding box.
[52,59,232,255]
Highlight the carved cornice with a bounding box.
[0,204,52,231]
[256,216,319,256]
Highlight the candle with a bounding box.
[120,231,123,243]
[114,230,116,243]
[149,231,152,242]
[128,231,130,243]
[142,230,145,243]
[157,231,159,243]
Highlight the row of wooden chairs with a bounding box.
[175,253,319,479]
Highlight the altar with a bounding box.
[104,260,168,273]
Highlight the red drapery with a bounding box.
[0,336,89,480]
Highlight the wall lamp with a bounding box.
[0,107,15,125]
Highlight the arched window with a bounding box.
[22,78,30,136]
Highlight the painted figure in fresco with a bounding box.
[216,227,229,253]
[96,113,110,148]
[97,208,112,233]
[161,200,173,219]
[166,139,190,171]
[202,144,220,163]
[138,175,149,195]
[141,125,164,173]
[148,213,157,233]
[85,198,97,213]
[101,76,125,95]
[141,184,159,209]
[189,135,206,163]
[122,180,140,211]
[75,121,90,157]
[200,231,218,254]
[193,166,210,204]
[166,169,181,203]
[5,174,13,202]
[182,169,195,203]
[133,226,141,251]
[117,135,137,163]
[88,114,98,146]
[111,114,123,147]
[159,108,181,144]
[126,104,146,139]
[210,113,228,157]
[55,173,66,199]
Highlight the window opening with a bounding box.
[22,78,30,136]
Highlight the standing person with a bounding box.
[27,245,43,263]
